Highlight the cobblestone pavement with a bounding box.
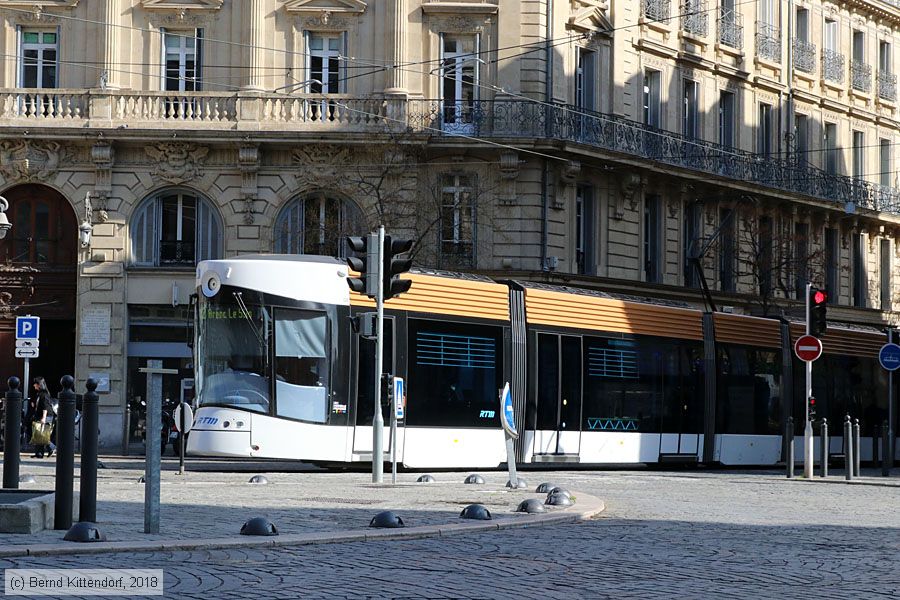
[0,460,897,598]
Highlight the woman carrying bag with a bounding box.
[31,377,54,458]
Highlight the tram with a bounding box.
[187,254,895,468]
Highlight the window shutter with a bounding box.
[16,26,21,87]
[196,198,221,262]
[195,28,203,91]
[159,27,167,91]
[341,31,348,93]
[131,199,158,266]
[474,33,481,100]
[438,32,445,100]
[304,30,310,81]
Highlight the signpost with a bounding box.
[879,338,899,470]
[390,376,404,484]
[15,316,39,393]
[138,361,179,534]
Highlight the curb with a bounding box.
[0,493,605,558]
[786,476,900,489]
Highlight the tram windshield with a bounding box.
[196,291,332,422]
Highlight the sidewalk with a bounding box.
[0,456,604,557]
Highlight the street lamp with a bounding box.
[0,196,11,240]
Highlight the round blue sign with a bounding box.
[879,343,900,371]
[500,383,517,437]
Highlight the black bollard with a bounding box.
[3,377,22,489]
[883,420,890,477]
[55,375,76,530]
[819,418,828,478]
[178,401,186,476]
[79,379,99,523]
[853,418,861,477]
[786,417,794,479]
[844,415,853,481]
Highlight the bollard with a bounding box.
[54,375,76,530]
[853,418,861,477]
[873,423,881,467]
[786,417,794,479]
[3,377,22,489]
[79,379,99,523]
[178,401,186,476]
[844,415,853,481]
[819,418,828,478]
[122,406,131,457]
[883,420,890,477]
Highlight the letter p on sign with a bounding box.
[16,316,40,340]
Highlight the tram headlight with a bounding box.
[201,270,222,298]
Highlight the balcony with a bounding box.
[406,99,900,214]
[822,49,845,83]
[792,39,816,74]
[755,23,781,63]
[717,11,743,49]
[681,0,708,37]
[851,61,872,92]
[159,241,195,266]
[643,0,671,23]
[0,89,390,132]
[878,72,897,101]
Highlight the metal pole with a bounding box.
[819,418,828,478]
[882,420,890,477]
[390,378,397,484]
[54,375,76,530]
[844,414,853,481]
[123,406,131,457]
[889,349,896,472]
[22,358,29,414]
[139,360,173,534]
[853,417,861,477]
[372,226,385,484]
[786,416,794,479]
[873,422,880,467]
[179,401,186,476]
[804,282,813,478]
[79,379,99,523]
[3,377,22,489]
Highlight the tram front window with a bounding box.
[198,295,272,414]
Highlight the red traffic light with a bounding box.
[814,290,827,304]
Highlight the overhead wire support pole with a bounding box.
[373,225,385,484]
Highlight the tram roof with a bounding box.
[514,280,696,310]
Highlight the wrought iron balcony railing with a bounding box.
[643,0,671,23]
[681,0,708,37]
[822,49,845,83]
[878,72,897,101]
[792,39,816,74]
[717,11,743,49]
[159,241,196,266]
[852,61,872,92]
[756,23,781,62]
[406,99,900,215]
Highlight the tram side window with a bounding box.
[274,309,330,423]
[407,319,502,428]
[582,337,658,433]
[717,346,781,435]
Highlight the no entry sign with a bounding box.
[794,335,823,362]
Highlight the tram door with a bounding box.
[658,344,702,461]
[352,320,396,457]
[533,334,583,459]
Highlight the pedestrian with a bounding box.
[30,377,54,458]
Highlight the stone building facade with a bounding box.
[0,0,899,448]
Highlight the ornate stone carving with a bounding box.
[284,0,366,14]
[300,12,354,30]
[0,140,61,182]
[144,142,209,184]
[141,0,222,27]
[426,15,485,33]
[91,141,114,216]
[667,197,679,219]
[616,171,642,219]
[553,160,580,210]
[239,144,260,225]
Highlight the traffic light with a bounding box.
[808,287,827,337]
[807,396,817,421]
[383,235,413,301]
[346,233,379,297]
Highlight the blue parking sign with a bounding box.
[879,343,900,371]
[15,316,39,340]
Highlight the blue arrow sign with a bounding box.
[879,343,900,371]
[499,382,517,438]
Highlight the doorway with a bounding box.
[658,344,704,461]
[533,333,583,459]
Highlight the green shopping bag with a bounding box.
[31,421,52,446]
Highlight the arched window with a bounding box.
[274,192,365,257]
[130,190,222,266]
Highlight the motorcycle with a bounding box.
[133,397,182,455]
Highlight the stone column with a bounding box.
[102,0,120,89]
[384,0,407,94]
[244,0,266,91]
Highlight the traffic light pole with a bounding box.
[804,282,814,479]
[888,328,895,471]
[372,225,385,484]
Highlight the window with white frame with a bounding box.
[441,174,475,268]
[881,238,892,310]
[441,34,479,132]
[163,30,201,92]
[131,191,221,267]
[307,33,344,93]
[274,193,365,258]
[20,30,57,88]
[852,130,864,180]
